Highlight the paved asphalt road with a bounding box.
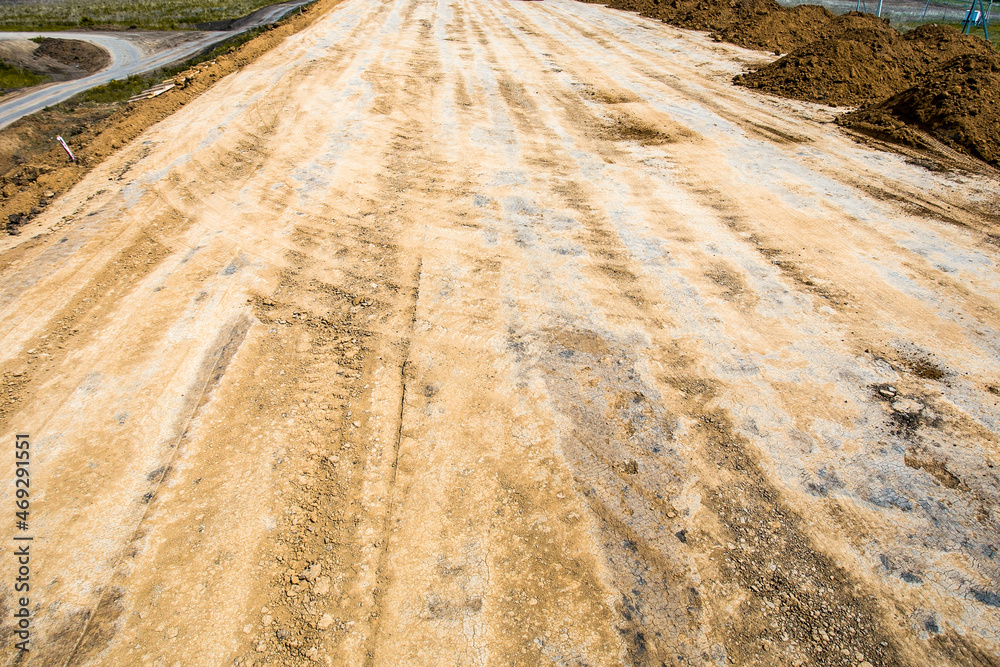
[0,0,312,130]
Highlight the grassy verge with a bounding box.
[0,63,50,92]
[0,0,278,32]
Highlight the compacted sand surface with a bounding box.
[0,0,998,664]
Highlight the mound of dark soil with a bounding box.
[580,0,834,53]
[735,16,995,107]
[736,13,916,106]
[714,3,834,54]
[839,52,1000,167]
[904,22,996,63]
[34,39,111,75]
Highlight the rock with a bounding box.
[302,563,322,582]
[318,613,334,630]
[313,576,331,596]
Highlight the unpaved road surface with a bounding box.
[1,0,999,664]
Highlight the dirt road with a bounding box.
[1,0,999,664]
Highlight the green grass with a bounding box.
[0,0,278,31]
[0,62,50,91]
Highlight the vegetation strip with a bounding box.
[1,0,285,32]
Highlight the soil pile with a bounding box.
[735,13,924,106]
[714,3,834,54]
[581,0,835,53]
[0,38,110,82]
[736,16,996,107]
[736,17,999,165]
[33,38,111,75]
[839,52,1000,167]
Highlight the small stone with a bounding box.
[318,614,334,630]
[262,615,273,626]
[313,576,331,596]
[302,563,322,582]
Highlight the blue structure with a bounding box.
[961,0,991,40]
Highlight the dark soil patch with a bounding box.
[34,38,111,75]
[0,37,109,86]
[737,17,996,107]
[580,0,836,54]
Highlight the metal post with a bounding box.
[962,0,977,32]
[920,0,931,18]
[877,0,884,15]
[983,0,992,39]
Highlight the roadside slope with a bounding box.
[0,0,335,237]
